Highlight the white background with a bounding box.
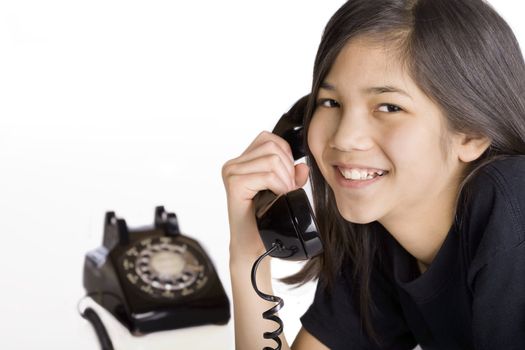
[0,1,523,349]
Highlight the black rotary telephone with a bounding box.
[253,94,323,261]
[81,206,230,348]
[250,95,323,350]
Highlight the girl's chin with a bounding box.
[336,205,378,224]
[341,215,376,225]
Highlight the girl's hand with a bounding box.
[222,131,309,262]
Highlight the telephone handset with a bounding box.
[253,95,323,261]
[250,96,323,350]
[81,206,230,344]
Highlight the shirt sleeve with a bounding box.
[471,242,525,349]
[300,263,417,350]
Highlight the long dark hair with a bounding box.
[282,0,525,342]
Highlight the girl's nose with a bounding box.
[329,110,375,152]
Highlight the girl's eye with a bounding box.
[377,104,403,113]
[316,98,340,108]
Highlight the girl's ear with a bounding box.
[455,133,492,163]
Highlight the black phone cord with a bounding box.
[251,243,284,350]
[77,295,115,350]
[80,307,115,350]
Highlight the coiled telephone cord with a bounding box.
[251,243,284,350]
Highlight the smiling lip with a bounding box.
[332,164,389,189]
[334,163,388,172]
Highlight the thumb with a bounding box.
[294,163,310,189]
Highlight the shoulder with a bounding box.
[461,155,525,273]
[468,155,525,230]
[477,154,525,187]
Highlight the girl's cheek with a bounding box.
[307,116,333,175]
[307,116,326,153]
[380,123,435,168]
[382,129,412,158]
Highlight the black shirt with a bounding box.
[300,155,525,350]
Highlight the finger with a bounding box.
[234,140,295,181]
[243,131,294,162]
[224,154,294,192]
[226,172,291,202]
[294,163,310,189]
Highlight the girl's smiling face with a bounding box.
[308,37,468,231]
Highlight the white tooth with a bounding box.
[340,168,386,180]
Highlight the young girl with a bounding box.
[222,0,525,349]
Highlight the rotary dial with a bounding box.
[121,236,209,299]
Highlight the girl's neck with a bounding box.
[379,188,459,267]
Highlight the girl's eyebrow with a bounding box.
[365,85,413,100]
[319,81,337,90]
[320,81,413,100]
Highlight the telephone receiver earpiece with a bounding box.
[253,95,323,261]
[272,95,309,160]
